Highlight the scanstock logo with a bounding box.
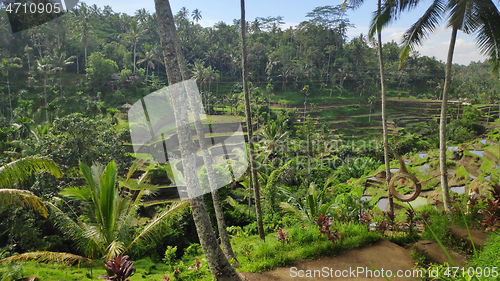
[128,80,248,200]
[1,0,79,33]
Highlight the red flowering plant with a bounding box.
[405,209,416,233]
[98,254,136,281]
[313,213,343,246]
[360,212,371,232]
[188,257,203,272]
[276,227,291,258]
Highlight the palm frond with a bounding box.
[475,1,500,74]
[105,240,126,261]
[0,156,62,188]
[226,196,248,214]
[46,201,104,258]
[125,201,188,251]
[279,202,308,222]
[368,1,393,39]
[0,251,93,266]
[0,189,48,217]
[342,0,365,10]
[59,186,92,201]
[125,160,141,182]
[399,0,446,68]
[447,0,480,34]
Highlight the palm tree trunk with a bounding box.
[369,105,372,123]
[44,74,48,123]
[439,26,458,211]
[85,46,88,82]
[7,77,13,123]
[133,41,137,74]
[377,0,393,213]
[498,100,499,183]
[241,0,265,241]
[154,1,241,280]
[487,105,491,123]
[60,70,63,98]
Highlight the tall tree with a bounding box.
[241,0,265,240]
[71,3,94,80]
[192,9,202,23]
[394,0,500,210]
[154,0,241,279]
[48,46,75,98]
[125,21,148,74]
[0,57,22,124]
[36,57,53,123]
[165,7,240,266]
[344,0,395,212]
[136,45,161,85]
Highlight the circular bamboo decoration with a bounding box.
[389,172,421,202]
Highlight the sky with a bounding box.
[81,0,491,65]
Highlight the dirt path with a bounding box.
[241,240,421,281]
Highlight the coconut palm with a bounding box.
[1,160,187,264]
[136,45,162,85]
[241,0,265,241]
[123,21,148,74]
[387,0,500,210]
[48,46,76,98]
[192,9,202,23]
[367,95,376,122]
[36,57,54,123]
[0,156,62,217]
[0,57,22,124]
[71,3,94,77]
[154,0,241,279]
[258,118,289,163]
[168,27,240,265]
[343,0,396,212]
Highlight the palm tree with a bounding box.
[192,9,202,23]
[136,45,162,85]
[392,0,500,211]
[24,46,33,74]
[48,46,76,98]
[166,17,240,266]
[124,21,148,74]
[0,57,22,124]
[0,156,62,217]
[343,0,395,212]
[36,57,54,123]
[241,0,265,241]
[367,95,375,122]
[1,160,187,264]
[258,119,289,163]
[154,0,241,279]
[71,3,93,79]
